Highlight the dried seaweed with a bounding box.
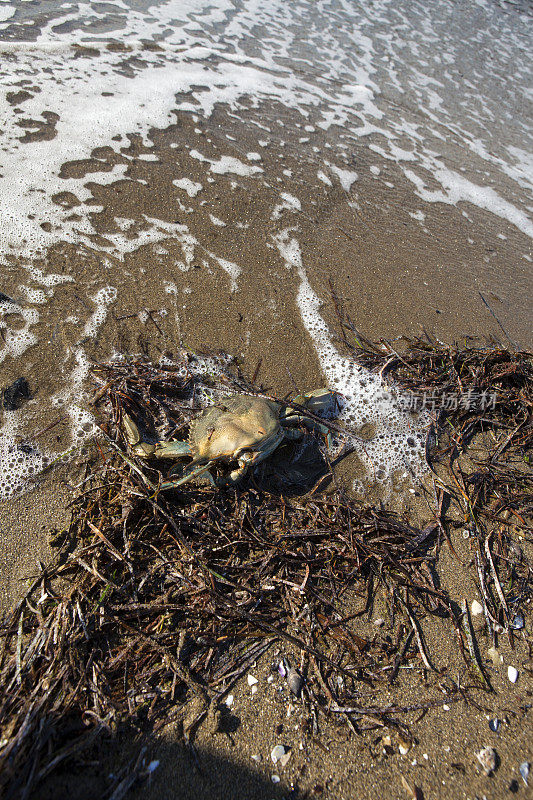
[0,341,531,799]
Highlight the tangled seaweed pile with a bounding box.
[0,341,531,799]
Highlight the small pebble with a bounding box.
[442,704,450,711]
[508,666,519,683]
[147,761,159,774]
[373,617,385,627]
[476,746,498,776]
[471,600,483,616]
[520,761,530,786]
[271,774,280,784]
[488,718,500,732]
[224,694,234,707]
[251,684,258,696]
[287,667,303,697]
[487,646,502,666]
[510,613,524,630]
[278,662,287,677]
[2,377,31,411]
[247,674,258,686]
[251,754,261,763]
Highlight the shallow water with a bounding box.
[0,0,531,496]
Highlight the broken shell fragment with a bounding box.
[471,600,483,616]
[476,746,498,776]
[398,735,412,755]
[287,667,303,697]
[271,745,286,763]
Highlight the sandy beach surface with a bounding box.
[1,0,532,797]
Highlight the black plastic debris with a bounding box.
[2,377,31,410]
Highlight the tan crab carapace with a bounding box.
[122,390,336,488]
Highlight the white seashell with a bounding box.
[508,666,519,683]
[247,674,258,686]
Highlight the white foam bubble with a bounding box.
[0,303,39,364]
[317,171,332,186]
[82,286,117,339]
[190,150,264,177]
[272,192,302,220]
[328,164,358,192]
[208,254,241,292]
[274,229,429,488]
[0,412,48,499]
[173,178,203,197]
[0,6,15,24]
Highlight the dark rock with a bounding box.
[3,377,31,410]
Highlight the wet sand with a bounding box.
[1,105,532,798]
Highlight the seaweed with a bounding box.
[0,340,531,799]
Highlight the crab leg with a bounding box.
[155,440,192,458]
[161,459,216,489]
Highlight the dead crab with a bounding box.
[122,389,337,488]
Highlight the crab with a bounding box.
[122,389,337,489]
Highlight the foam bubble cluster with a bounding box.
[0,413,48,498]
[275,229,429,489]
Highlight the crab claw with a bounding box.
[122,413,156,458]
[289,388,339,417]
[282,388,339,449]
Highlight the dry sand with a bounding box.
[1,107,532,799]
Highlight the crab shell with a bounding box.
[187,396,285,468]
